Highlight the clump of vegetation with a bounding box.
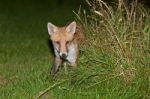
[73,0,150,98]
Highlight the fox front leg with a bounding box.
[69,62,77,84]
[51,57,62,77]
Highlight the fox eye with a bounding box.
[66,41,70,44]
[55,41,59,44]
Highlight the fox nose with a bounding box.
[60,52,67,59]
[62,54,67,59]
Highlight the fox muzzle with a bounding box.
[59,52,68,59]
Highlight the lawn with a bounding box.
[0,0,149,99]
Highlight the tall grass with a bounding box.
[73,0,150,98]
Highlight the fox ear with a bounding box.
[47,22,58,35]
[66,21,76,34]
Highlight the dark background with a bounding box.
[0,0,86,25]
[0,0,149,25]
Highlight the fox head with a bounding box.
[47,21,76,59]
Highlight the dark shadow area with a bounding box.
[47,39,55,77]
[47,39,55,57]
[0,0,86,26]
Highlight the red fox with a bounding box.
[47,21,84,77]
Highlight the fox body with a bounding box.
[47,21,84,77]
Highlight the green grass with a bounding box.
[0,0,150,99]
